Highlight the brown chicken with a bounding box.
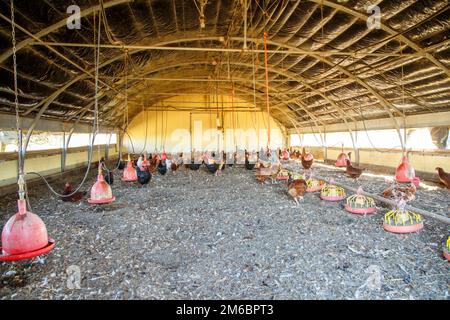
[148,155,159,174]
[436,167,450,188]
[171,161,179,172]
[345,159,365,179]
[382,183,417,203]
[61,182,86,202]
[301,147,314,169]
[255,165,280,185]
[286,174,307,205]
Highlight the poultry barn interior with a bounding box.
[0,0,449,301]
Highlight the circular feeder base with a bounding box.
[321,195,346,201]
[121,177,137,182]
[383,221,424,234]
[344,205,376,214]
[88,196,116,204]
[0,239,55,262]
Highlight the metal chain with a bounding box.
[10,0,27,204]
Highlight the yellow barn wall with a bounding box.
[124,95,285,153]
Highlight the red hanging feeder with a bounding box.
[281,149,290,161]
[161,151,167,161]
[395,155,420,186]
[88,165,115,204]
[0,199,55,261]
[121,155,138,182]
[335,144,349,167]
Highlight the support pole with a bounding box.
[61,131,66,172]
[118,130,123,161]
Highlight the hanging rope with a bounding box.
[231,81,237,151]
[25,6,102,198]
[401,40,407,155]
[263,32,271,148]
[358,109,402,152]
[162,105,168,151]
[250,42,260,150]
[154,104,158,152]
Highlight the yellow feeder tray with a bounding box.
[443,236,450,261]
[306,178,326,193]
[277,169,290,181]
[383,209,424,234]
[344,187,376,214]
[320,184,346,201]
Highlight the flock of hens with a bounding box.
[61,148,450,208]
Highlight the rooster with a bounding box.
[345,159,364,180]
[286,174,307,205]
[104,170,114,185]
[157,160,167,175]
[61,182,86,202]
[382,183,417,203]
[436,167,450,188]
[136,166,152,186]
[301,147,314,169]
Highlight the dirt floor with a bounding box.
[0,161,449,300]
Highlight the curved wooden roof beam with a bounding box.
[0,0,132,64]
[309,0,450,78]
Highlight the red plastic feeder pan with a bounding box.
[88,173,115,204]
[121,161,138,182]
[0,199,55,261]
[344,205,376,215]
[320,185,346,201]
[344,187,377,215]
[383,210,424,234]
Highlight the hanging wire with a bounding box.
[250,41,260,150]
[400,39,407,155]
[25,7,103,198]
[263,27,271,148]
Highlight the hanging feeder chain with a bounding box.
[10,0,25,201]
[312,173,450,225]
